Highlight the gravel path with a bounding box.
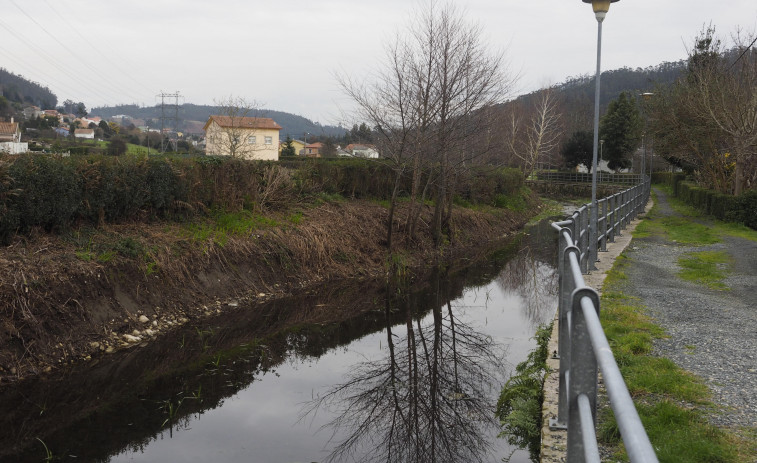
[620,188,757,430]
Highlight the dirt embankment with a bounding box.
[0,197,539,382]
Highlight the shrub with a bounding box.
[726,189,757,229]
[0,153,534,243]
[496,323,552,462]
[673,180,757,230]
[8,154,81,233]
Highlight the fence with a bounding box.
[536,171,643,186]
[549,180,658,462]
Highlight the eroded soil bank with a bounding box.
[0,197,540,383]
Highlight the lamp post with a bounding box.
[641,92,654,179]
[583,0,619,271]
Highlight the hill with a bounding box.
[0,68,57,109]
[89,103,346,139]
[555,60,686,109]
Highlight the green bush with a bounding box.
[0,166,19,244]
[0,154,531,243]
[496,323,552,462]
[726,189,757,229]
[8,154,81,233]
[673,180,757,230]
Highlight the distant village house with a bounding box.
[203,116,282,161]
[74,128,95,139]
[344,143,379,159]
[304,142,323,157]
[0,118,27,154]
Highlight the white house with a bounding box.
[203,116,282,161]
[74,128,95,139]
[344,143,379,159]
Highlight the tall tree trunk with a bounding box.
[409,170,433,241]
[432,157,447,247]
[386,169,404,251]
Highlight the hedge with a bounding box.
[652,174,757,230]
[0,154,525,243]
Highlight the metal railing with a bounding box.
[549,180,658,462]
[535,171,643,186]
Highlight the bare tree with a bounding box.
[424,2,513,246]
[651,27,757,194]
[303,283,507,463]
[504,88,563,178]
[339,0,515,251]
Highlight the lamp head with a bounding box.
[582,0,620,21]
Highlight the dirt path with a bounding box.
[620,188,757,430]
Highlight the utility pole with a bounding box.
[157,91,181,153]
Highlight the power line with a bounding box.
[0,17,117,105]
[41,0,156,96]
[728,35,757,70]
[9,0,144,103]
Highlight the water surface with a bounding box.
[1,220,558,463]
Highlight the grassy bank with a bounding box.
[597,190,757,462]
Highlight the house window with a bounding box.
[248,136,256,144]
[265,136,273,145]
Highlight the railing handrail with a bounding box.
[550,179,659,462]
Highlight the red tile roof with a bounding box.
[0,122,18,140]
[205,116,282,131]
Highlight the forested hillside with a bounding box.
[0,68,57,109]
[90,103,346,139]
[512,60,687,116]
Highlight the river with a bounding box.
[1,218,558,463]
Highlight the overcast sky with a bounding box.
[2,0,755,125]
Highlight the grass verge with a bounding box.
[596,190,753,462]
[598,264,748,462]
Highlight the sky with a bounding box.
[1,0,755,126]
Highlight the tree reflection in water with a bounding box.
[496,244,558,330]
[304,275,507,463]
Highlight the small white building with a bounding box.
[344,143,379,159]
[0,142,28,154]
[74,128,95,139]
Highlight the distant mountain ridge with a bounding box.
[2,58,689,137]
[89,103,347,139]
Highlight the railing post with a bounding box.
[567,287,601,463]
[552,241,580,429]
[580,208,589,274]
[600,198,608,252]
[608,194,616,242]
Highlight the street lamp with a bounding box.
[641,92,654,179]
[583,0,619,271]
